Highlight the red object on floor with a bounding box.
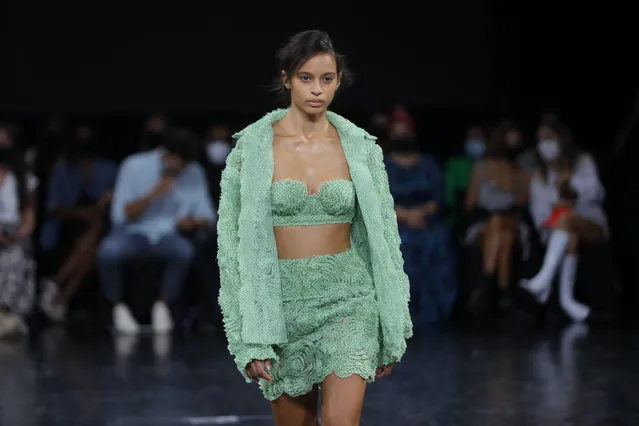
[542,206,572,227]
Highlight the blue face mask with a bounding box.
[464,139,485,158]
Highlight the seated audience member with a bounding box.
[39,125,118,322]
[384,112,457,325]
[0,125,37,337]
[201,123,232,204]
[520,119,607,322]
[445,124,487,225]
[97,127,215,334]
[464,121,529,310]
[139,113,169,152]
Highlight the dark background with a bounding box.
[3,1,637,158]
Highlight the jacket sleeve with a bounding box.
[216,144,277,382]
[571,154,605,204]
[367,141,413,362]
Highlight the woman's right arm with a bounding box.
[217,144,277,383]
[529,171,556,229]
[464,162,482,212]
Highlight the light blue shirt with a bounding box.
[110,149,216,243]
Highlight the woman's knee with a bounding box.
[555,212,574,231]
[487,215,502,232]
[499,229,516,250]
[567,233,579,253]
[321,410,360,426]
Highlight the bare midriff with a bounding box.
[274,223,351,259]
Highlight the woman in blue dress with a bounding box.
[384,113,457,325]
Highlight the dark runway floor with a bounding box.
[1,323,638,426]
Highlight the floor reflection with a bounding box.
[0,324,636,425]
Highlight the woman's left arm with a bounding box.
[422,156,444,215]
[367,141,413,348]
[570,154,605,203]
[16,175,38,239]
[16,206,35,239]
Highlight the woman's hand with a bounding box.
[98,191,113,210]
[245,359,273,383]
[375,364,394,379]
[395,206,409,223]
[406,209,427,229]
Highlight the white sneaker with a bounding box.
[113,304,140,334]
[152,301,173,334]
[153,334,171,357]
[0,312,28,338]
[40,278,67,322]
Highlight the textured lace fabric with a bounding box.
[216,109,412,390]
[272,179,355,227]
[258,249,380,401]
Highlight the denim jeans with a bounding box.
[96,231,194,303]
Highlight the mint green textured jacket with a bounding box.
[217,109,413,381]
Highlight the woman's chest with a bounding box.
[272,140,351,191]
[484,162,519,191]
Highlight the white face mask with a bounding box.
[537,139,560,161]
[206,140,231,165]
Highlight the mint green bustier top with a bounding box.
[271,179,356,227]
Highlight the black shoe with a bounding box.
[467,273,493,314]
[498,291,514,311]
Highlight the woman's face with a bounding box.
[284,53,341,116]
[77,125,92,141]
[537,124,557,142]
[536,124,561,162]
[0,128,12,147]
[505,129,522,149]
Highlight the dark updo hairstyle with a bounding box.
[272,30,353,106]
[486,119,521,159]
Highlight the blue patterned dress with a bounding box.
[385,154,458,324]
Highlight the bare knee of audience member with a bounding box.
[557,212,604,245]
[321,374,366,426]
[567,214,605,244]
[566,233,579,254]
[271,388,319,426]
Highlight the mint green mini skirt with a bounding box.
[259,249,380,401]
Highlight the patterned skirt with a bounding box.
[0,225,36,316]
[259,249,380,401]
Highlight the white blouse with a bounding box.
[0,172,38,225]
[529,154,608,234]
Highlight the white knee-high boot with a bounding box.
[559,254,590,322]
[521,229,570,302]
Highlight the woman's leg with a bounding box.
[41,221,103,321]
[53,220,102,286]
[496,218,517,291]
[557,214,604,322]
[481,215,502,276]
[320,374,366,426]
[468,215,502,311]
[520,216,571,302]
[58,244,98,304]
[271,386,319,426]
[496,218,517,309]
